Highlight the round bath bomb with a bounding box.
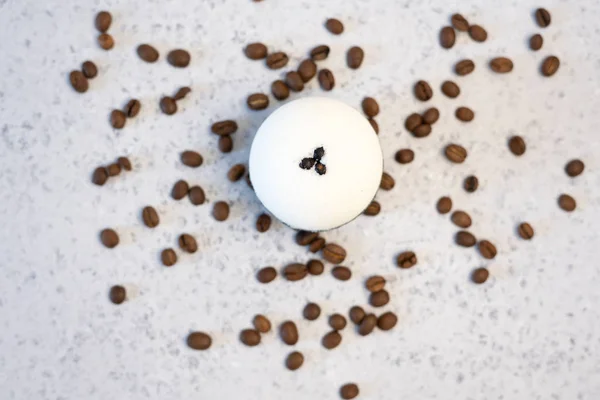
[249,97,383,231]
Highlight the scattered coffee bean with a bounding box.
[271,80,290,100]
[455,59,475,76]
[323,243,347,264]
[377,312,398,331]
[142,206,160,228]
[340,383,359,400]
[212,201,230,221]
[478,240,497,259]
[329,314,347,330]
[436,196,452,214]
[440,26,456,49]
[309,238,326,254]
[178,234,198,254]
[187,332,212,350]
[285,71,304,92]
[468,25,487,42]
[244,42,268,60]
[97,33,114,50]
[451,13,469,31]
[463,176,479,193]
[171,180,190,200]
[180,150,203,168]
[455,231,476,247]
[529,34,543,51]
[188,186,206,205]
[283,263,308,281]
[159,96,177,115]
[361,97,379,117]
[310,45,330,61]
[565,159,584,177]
[414,80,433,101]
[541,55,560,77]
[136,44,159,63]
[307,259,324,275]
[412,124,431,138]
[441,80,460,98]
[296,231,319,246]
[471,267,489,284]
[558,194,576,212]
[363,201,381,216]
[69,70,88,93]
[396,251,417,269]
[247,93,270,110]
[535,8,551,28]
[298,59,317,82]
[313,147,325,161]
[228,164,246,182]
[109,285,126,305]
[92,167,108,186]
[218,135,233,153]
[518,222,534,240]
[346,46,364,69]
[368,118,379,134]
[173,86,191,101]
[322,331,342,350]
[240,329,261,347]
[161,248,177,266]
[167,49,191,68]
[253,314,272,333]
[303,302,321,320]
[299,157,315,170]
[107,163,121,177]
[423,107,440,125]
[395,149,414,164]
[451,210,472,228]
[117,157,132,171]
[405,113,423,132]
[95,11,112,32]
[81,61,98,79]
[266,52,289,69]
[279,321,299,345]
[349,306,365,325]
[211,120,238,136]
[256,213,272,233]
[318,69,335,91]
[285,351,304,370]
[444,144,468,163]
[109,110,126,129]
[358,313,377,336]
[124,99,141,118]
[325,18,344,34]
[100,228,119,248]
[380,172,395,191]
[257,266,277,283]
[365,275,386,292]
[490,57,514,73]
[332,266,352,281]
[508,136,526,156]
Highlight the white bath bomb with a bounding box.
[249,97,383,231]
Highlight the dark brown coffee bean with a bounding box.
[188,186,206,205]
[136,44,160,63]
[318,69,335,91]
[297,59,317,82]
[405,113,423,132]
[69,70,88,93]
[109,285,126,304]
[313,145,324,160]
[508,136,526,156]
[347,46,364,69]
[266,52,289,69]
[95,11,112,32]
[380,172,395,191]
[296,230,319,246]
[178,234,198,254]
[97,33,114,50]
[240,329,261,347]
[171,180,189,200]
[212,201,230,221]
[422,107,440,125]
[535,8,551,27]
[173,86,191,101]
[256,213,272,232]
[558,194,576,212]
[436,196,452,214]
[541,56,560,77]
[455,59,475,76]
[358,314,377,336]
[490,57,514,73]
[463,176,479,193]
[218,135,233,153]
[325,18,344,35]
[159,96,177,115]
[244,42,268,60]
[323,243,346,264]
[329,314,347,330]
[283,263,308,281]
[451,13,469,31]
[322,331,342,350]
[257,266,277,283]
[414,80,433,101]
[92,167,108,186]
[285,351,304,370]
[361,97,379,117]
[142,206,159,228]
[478,240,497,259]
[285,71,304,92]
[211,120,238,136]
[271,80,290,100]
[441,80,460,98]
[107,162,120,176]
[81,61,98,79]
[340,383,359,400]
[440,26,456,49]
[363,201,381,216]
[349,306,365,325]
[529,34,543,51]
[123,99,141,118]
[368,118,379,134]
[468,25,487,42]
[471,267,489,284]
[310,45,330,61]
[412,124,431,138]
[518,222,534,240]
[377,312,398,331]
[109,110,126,129]
[180,150,203,168]
[253,314,271,333]
[565,159,584,177]
[303,302,321,320]
[445,144,468,163]
[187,332,212,350]
[167,49,191,68]
[396,251,417,269]
[455,231,476,247]
[332,266,351,281]
[309,238,326,254]
[307,259,324,275]
[451,210,472,228]
[395,149,414,164]
[279,321,298,345]
[247,93,269,110]
[365,275,386,292]
[118,157,132,171]
[227,164,246,182]
[100,228,119,248]
[161,248,177,266]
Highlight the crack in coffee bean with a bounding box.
[478,240,497,259]
[211,120,238,136]
[266,52,289,69]
[247,93,269,110]
[178,234,198,253]
[124,99,141,118]
[318,69,335,91]
[455,59,475,76]
[541,55,560,77]
[283,263,308,281]
[396,251,417,269]
[463,175,479,192]
[310,45,330,61]
[323,243,347,264]
[142,206,160,228]
[535,8,551,28]
[451,13,469,31]
[490,57,514,73]
[414,80,433,101]
[518,222,534,240]
[445,144,468,163]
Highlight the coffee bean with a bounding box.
[325,18,344,34]
[529,34,543,51]
[136,44,159,63]
[414,80,433,101]
[257,266,277,283]
[436,196,452,214]
[171,180,189,200]
[218,135,233,153]
[69,70,88,93]
[349,306,365,325]
[271,80,290,100]
[332,266,351,281]
[468,25,487,42]
[142,206,160,228]
[253,314,272,333]
[212,201,230,221]
[395,149,414,164]
[451,210,472,228]
[423,107,440,125]
[405,113,423,132]
[358,313,377,336]
[440,26,456,49]
[107,163,120,178]
[279,321,299,345]
[296,231,319,246]
[109,110,126,129]
[92,167,108,186]
[178,234,198,254]
[347,46,364,69]
[365,275,386,292]
[167,49,191,68]
[307,259,324,275]
[159,96,177,115]
[285,71,304,92]
[508,136,526,156]
[97,33,114,50]
[81,61,98,79]
[455,59,475,76]
[283,263,308,281]
[380,172,395,191]
[310,45,330,61]
[322,331,342,350]
[363,201,381,216]
[518,222,534,240]
[180,150,203,168]
[240,329,261,347]
[361,97,380,117]
[303,302,321,320]
[297,59,317,82]
[318,69,335,91]
[187,332,212,350]
[211,120,238,136]
[313,147,325,161]
[451,13,469,31]
[100,228,119,248]
[535,8,551,28]
[329,314,347,330]
[463,176,479,193]
[122,99,141,118]
[309,238,326,254]
[266,52,289,69]
[396,251,417,269]
[541,56,560,77]
[256,213,272,233]
[228,164,246,182]
[244,42,268,60]
[247,93,269,110]
[441,81,460,99]
[490,57,514,73]
[455,231,476,247]
[478,240,497,259]
[368,118,379,134]
[471,267,489,284]
[188,186,206,205]
[161,248,177,266]
[109,285,126,304]
[340,383,359,400]
[173,86,191,101]
[95,11,112,32]
[377,312,398,331]
[558,194,576,212]
[565,159,584,177]
[412,124,431,138]
[444,144,468,163]
[323,243,346,264]
[285,351,304,370]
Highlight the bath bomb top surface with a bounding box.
[249,97,383,231]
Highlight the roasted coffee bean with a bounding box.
[256,213,272,233]
[541,56,560,77]
[240,329,261,346]
[178,234,198,253]
[253,315,272,333]
[451,210,472,228]
[81,61,98,79]
[323,243,347,264]
[309,238,326,254]
[365,275,386,292]
[187,332,212,350]
[468,25,487,42]
[361,97,379,117]
[322,331,342,349]
[298,59,317,82]
[212,201,230,221]
[109,285,126,304]
[490,57,514,73]
[478,240,497,259]
[279,321,299,345]
[161,248,177,266]
[173,86,191,101]
[340,383,359,400]
[455,59,475,76]
[565,159,584,177]
[451,13,469,31]
[313,147,325,161]
[405,113,423,132]
[167,49,191,68]
[423,107,440,125]
[110,110,126,129]
[395,149,414,164]
[180,150,203,168]
[318,69,335,91]
[95,11,112,32]
[380,172,395,191]
[303,302,321,320]
[257,266,277,283]
[218,135,233,153]
[412,124,431,138]
[508,136,526,156]
[440,26,456,49]
[285,351,304,370]
[349,306,365,325]
[436,196,452,214]
[332,266,351,281]
[414,80,433,101]
[100,228,119,248]
[296,230,319,246]
[211,120,238,136]
[106,163,121,177]
[463,176,478,193]
[171,180,189,200]
[363,201,381,216]
[535,8,551,27]
[529,34,543,51]
[117,157,132,171]
[310,45,330,61]
[285,71,304,92]
[558,194,576,212]
[136,44,160,63]
[325,18,344,34]
[307,259,324,275]
[271,80,290,100]
[445,144,467,163]
[358,314,377,336]
[69,70,88,93]
[228,164,246,182]
[368,118,379,134]
[329,314,347,330]
[283,263,308,281]
[266,52,289,69]
[471,267,489,284]
[188,186,206,205]
[97,33,114,50]
[159,96,177,115]
[397,251,417,269]
[92,167,108,186]
[441,80,460,98]
[377,312,398,331]
[244,42,268,60]
[346,46,364,69]
[518,222,534,240]
[247,93,269,110]
[455,231,476,247]
[142,206,160,228]
[124,99,141,118]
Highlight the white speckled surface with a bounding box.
[1,0,600,399]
